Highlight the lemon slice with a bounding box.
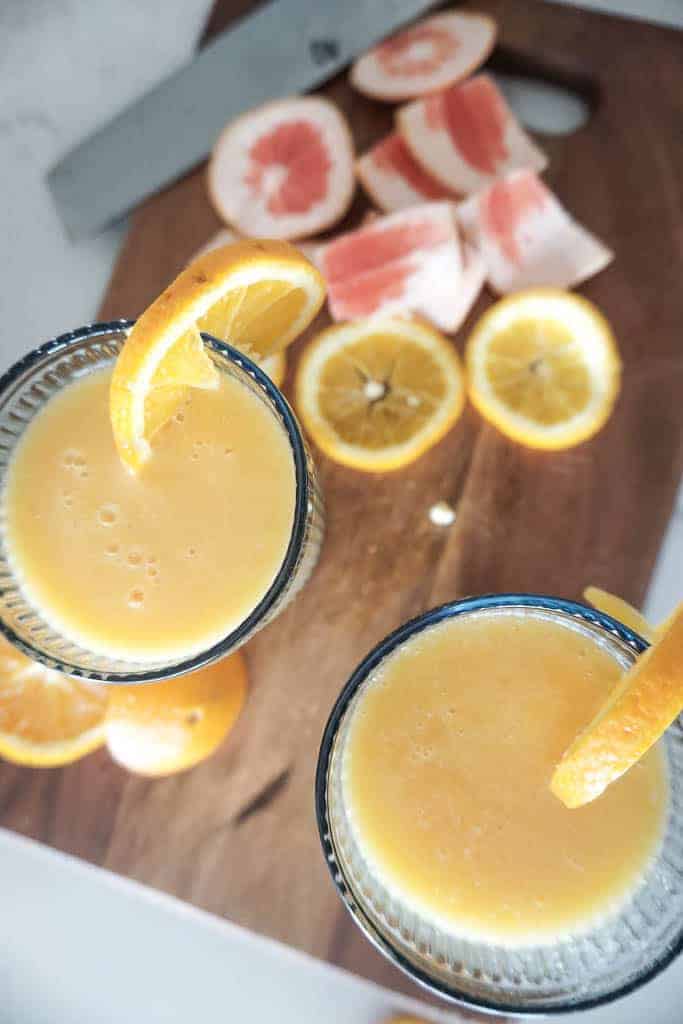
[110,240,325,472]
[0,637,108,767]
[551,604,683,808]
[584,586,655,642]
[466,289,621,450]
[295,317,465,472]
[106,653,247,777]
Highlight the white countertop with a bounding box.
[0,1,681,1018]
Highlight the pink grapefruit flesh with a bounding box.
[316,202,473,332]
[357,132,460,213]
[457,170,614,293]
[350,11,497,102]
[398,74,547,196]
[208,97,355,239]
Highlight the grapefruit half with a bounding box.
[208,97,355,240]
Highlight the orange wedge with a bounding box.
[295,317,465,472]
[0,636,108,767]
[105,653,247,777]
[551,604,683,808]
[110,240,325,472]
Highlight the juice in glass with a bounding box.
[0,325,321,676]
[330,606,667,947]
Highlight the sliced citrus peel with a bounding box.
[457,170,613,293]
[315,202,471,332]
[398,74,547,197]
[350,11,497,101]
[0,636,108,767]
[584,586,655,643]
[105,653,247,777]
[465,289,622,450]
[295,317,465,472]
[356,131,460,213]
[208,97,355,239]
[551,605,683,808]
[110,239,325,473]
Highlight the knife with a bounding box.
[47,0,438,239]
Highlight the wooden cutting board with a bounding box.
[2,0,683,1015]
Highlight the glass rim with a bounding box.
[0,320,311,684]
[314,593,683,1017]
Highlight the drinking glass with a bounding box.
[0,321,323,682]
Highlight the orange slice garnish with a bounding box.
[551,604,683,807]
[110,240,325,472]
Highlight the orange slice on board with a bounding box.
[551,605,683,808]
[105,653,247,777]
[295,317,465,472]
[208,97,355,240]
[350,11,497,101]
[457,170,613,294]
[357,132,460,213]
[110,239,325,473]
[315,202,478,333]
[0,636,108,767]
[466,289,622,450]
[398,74,547,196]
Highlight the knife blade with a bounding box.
[47,0,438,239]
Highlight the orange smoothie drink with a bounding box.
[324,603,668,949]
[3,365,296,664]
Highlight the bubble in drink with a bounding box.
[97,503,119,527]
[128,588,145,609]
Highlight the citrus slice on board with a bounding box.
[315,202,469,332]
[551,605,683,808]
[398,74,547,196]
[456,170,613,294]
[584,586,655,643]
[356,132,460,213]
[208,97,355,239]
[110,239,325,473]
[465,289,622,450]
[350,11,497,101]
[0,636,108,767]
[295,317,465,472]
[105,653,247,777]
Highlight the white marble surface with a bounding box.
[0,2,681,1017]
[2,826,682,1023]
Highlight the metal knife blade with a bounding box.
[48,0,438,239]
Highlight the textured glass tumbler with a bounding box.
[316,594,683,1016]
[0,321,323,682]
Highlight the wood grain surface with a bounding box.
[2,1,683,1016]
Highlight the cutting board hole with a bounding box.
[491,49,596,136]
[495,74,590,135]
